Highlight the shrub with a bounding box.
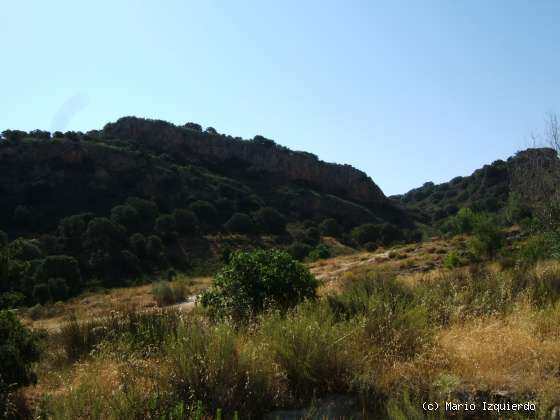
[288,242,313,261]
[468,214,504,259]
[518,234,555,266]
[173,208,199,234]
[443,251,463,269]
[152,281,175,306]
[352,224,380,246]
[0,292,24,310]
[224,213,254,234]
[307,244,331,261]
[0,310,40,387]
[253,207,286,234]
[448,207,477,234]
[319,218,341,237]
[168,320,273,417]
[201,249,318,320]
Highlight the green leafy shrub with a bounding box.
[0,310,40,387]
[443,250,463,269]
[448,207,478,234]
[468,214,504,259]
[201,249,317,320]
[47,278,69,301]
[307,244,331,261]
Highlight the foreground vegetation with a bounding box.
[1,230,559,418]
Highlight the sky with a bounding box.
[1,1,559,195]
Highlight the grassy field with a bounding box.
[12,235,560,419]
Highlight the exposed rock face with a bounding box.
[103,117,386,205]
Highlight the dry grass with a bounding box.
[436,306,560,403]
[21,276,211,331]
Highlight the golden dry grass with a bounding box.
[21,276,211,331]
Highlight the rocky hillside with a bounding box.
[393,148,560,225]
[0,117,409,237]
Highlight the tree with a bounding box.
[129,233,147,258]
[155,214,177,240]
[254,207,286,234]
[146,235,164,261]
[172,208,199,234]
[205,127,218,135]
[468,214,504,259]
[48,278,69,301]
[224,213,254,234]
[201,249,317,320]
[352,224,381,246]
[36,255,81,294]
[184,122,202,131]
[189,200,218,226]
[1,130,27,142]
[126,197,159,231]
[84,217,126,253]
[110,204,141,233]
[28,129,50,139]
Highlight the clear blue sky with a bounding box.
[2,1,559,195]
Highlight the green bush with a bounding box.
[443,251,463,269]
[36,255,81,294]
[307,244,331,261]
[201,249,317,320]
[448,207,477,234]
[468,214,504,259]
[288,242,313,261]
[0,310,40,387]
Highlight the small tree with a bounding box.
[201,249,317,320]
